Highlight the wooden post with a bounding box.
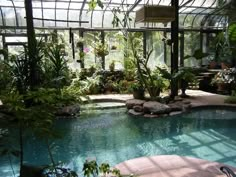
[180,32,184,67]
[101,31,105,69]
[25,0,37,89]
[143,31,147,59]
[79,30,85,68]
[170,0,179,98]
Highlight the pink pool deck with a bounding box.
[114,155,236,177]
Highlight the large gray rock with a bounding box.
[168,102,183,111]
[143,101,171,114]
[56,104,80,116]
[126,99,145,109]
[133,105,143,112]
[128,109,144,116]
[144,114,160,118]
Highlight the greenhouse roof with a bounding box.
[0,0,231,32]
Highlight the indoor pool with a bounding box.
[1,107,236,176]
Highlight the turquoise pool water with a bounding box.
[1,107,236,176]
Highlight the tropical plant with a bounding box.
[211,68,236,84]
[184,48,209,60]
[44,41,71,89]
[0,87,80,177]
[94,41,109,58]
[83,160,122,177]
[157,66,196,96]
[225,90,236,104]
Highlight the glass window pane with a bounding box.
[0,0,12,6]
[43,9,55,27]
[2,7,16,26]
[56,9,67,20]
[70,2,82,10]
[33,8,43,27]
[80,11,91,28]
[92,11,102,28]
[84,32,97,68]
[16,8,26,26]
[105,31,124,70]
[43,2,55,8]
[56,2,69,9]
[5,36,27,43]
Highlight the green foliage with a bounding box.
[225,90,236,104]
[83,160,122,177]
[88,0,104,11]
[0,59,12,93]
[42,165,78,177]
[44,41,71,89]
[173,67,196,84]
[0,87,80,176]
[94,42,109,57]
[214,32,233,63]
[157,66,196,90]
[184,48,208,60]
[228,22,236,44]
[111,7,133,28]
[211,68,236,84]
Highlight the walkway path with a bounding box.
[87,90,234,108]
[114,155,236,177]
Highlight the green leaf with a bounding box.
[97,0,104,9]
[88,0,97,11]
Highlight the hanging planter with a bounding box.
[95,43,109,57]
[135,5,175,23]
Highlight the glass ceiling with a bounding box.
[0,0,229,31]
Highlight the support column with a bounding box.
[25,0,37,89]
[163,30,167,64]
[2,35,8,60]
[200,30,203,66]
[79,30,85,68]
[143,31,147,59]
[101,31,105,69]
[170,0,179,98]
[180,32,184,67]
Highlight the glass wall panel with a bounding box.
[5,36,27,43]
[33,8,43,27]
[83,32,97,68]
[8,45,25,55]
[184,32,201,67]
[56,9,67,26]
[80,11,91,28]
[16,8,26,26]
[147,31,166,69]
[2,7,16,26]
[105,31,124,70]
[43,9,55,27]
[68,10,80,27]
[0,36,3,60]
[92,11,103,28]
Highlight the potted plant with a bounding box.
[174,67,196,97]
[211,68,236,92]
[129,81,145,99]
[109,60,115,72]
[184,48,209,67]
[94,42,109,58]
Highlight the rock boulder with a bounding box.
[56,104,80,117]
[126,99,146,109]
[143,101,171,114]
[128,109,144,116]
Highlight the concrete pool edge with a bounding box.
[114,155,236,177]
